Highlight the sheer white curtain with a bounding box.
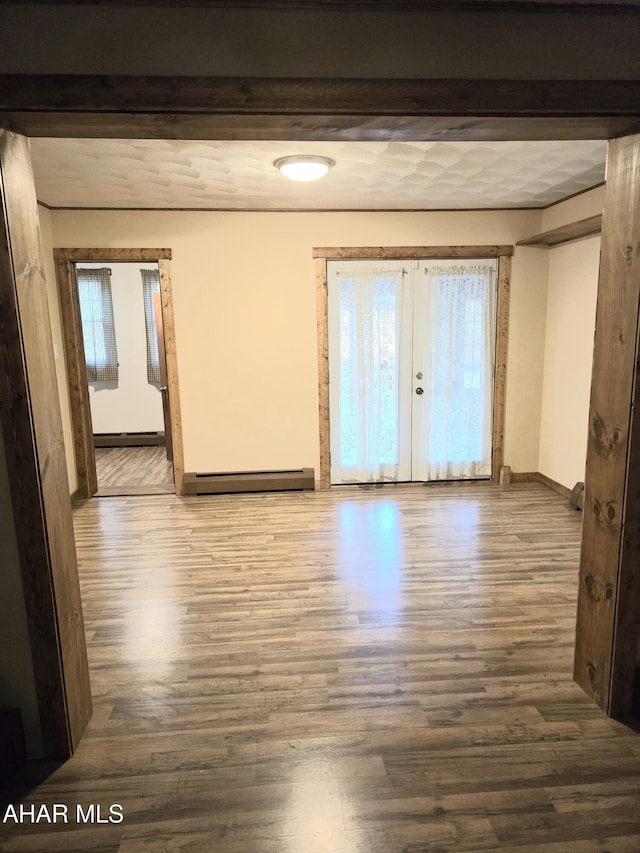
[329,266,411,483]
[417,263,497,480]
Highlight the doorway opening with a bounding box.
[54,248,185,498]
[315,245,512,489]
[327,258,498,485]
[76,261,173,496]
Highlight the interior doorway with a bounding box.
[54,248,185,498]
[327,258,498,485]
[76,261,174,496]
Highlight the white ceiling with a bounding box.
[30,138,607,211]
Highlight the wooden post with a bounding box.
[0,130,92,755]
[574,133,640,717]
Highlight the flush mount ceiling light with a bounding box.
[274,155,336,182]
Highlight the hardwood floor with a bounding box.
[95,446,174,496]
[3,483,640,851]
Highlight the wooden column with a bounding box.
[0,130,91,755]
[575,133,640,717]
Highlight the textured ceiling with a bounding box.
[30,139,607,210]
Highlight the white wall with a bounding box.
[80,262,164,435]
[51,208,547,478]
[538,187,603,489]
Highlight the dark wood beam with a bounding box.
[574,132,640,717]
[10,0,640,11]
[1,76,639,140]
[6,113,638,141]
[2,76,639,116]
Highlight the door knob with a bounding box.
[415,387,424,395]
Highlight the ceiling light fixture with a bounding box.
[274,155,336,182]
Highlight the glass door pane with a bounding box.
[328,261,412,484]
[411,260,497,481]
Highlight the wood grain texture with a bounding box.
[0,130,91,756]
[491,254,511,484]
[55,256,97,499]
[316,257,330,490]
[313,245,514,260]
[54,248,172,262]
[153,290,173,463]
[2,77,640,141]
[517,215,602,248]
[574,133,640,716]
[1,76,639,117]
[158,258,184,496]
[95,447,174,494]
[8,112,640,143]
[3,482,640,850]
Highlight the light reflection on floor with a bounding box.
[284,759,358,853]
[336,500,404,620]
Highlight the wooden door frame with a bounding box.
[314,245,512,489]
[54,248,185,498]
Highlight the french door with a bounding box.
[327,259,498,484]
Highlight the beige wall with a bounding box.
[538,187,603,489]
[81,262,165,435]
[50,208,546,478]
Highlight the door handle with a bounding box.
[160,386,168,393]
[415,387,424,395]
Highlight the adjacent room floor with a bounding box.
[95,446,174,496]
[3,483,640,851]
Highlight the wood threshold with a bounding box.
[517,214,602,248]
[95,484,175,497]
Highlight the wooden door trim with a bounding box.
[314,245,512,489]
[54,248,185,497]
[0,130,91,757]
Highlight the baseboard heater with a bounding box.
[183,468,315,495]
[94,431,165,448]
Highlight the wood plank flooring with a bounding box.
[3,482,640,851]
[95,447,174,496]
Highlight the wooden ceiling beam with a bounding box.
[1,76,639,140]
[12,0,640,11]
